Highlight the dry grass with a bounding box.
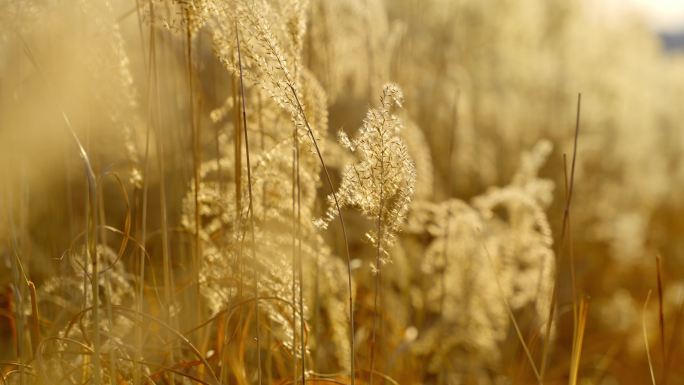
[2,1,684,384]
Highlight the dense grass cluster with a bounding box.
[2,1,684,384]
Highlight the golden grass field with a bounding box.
[2,1,684,384]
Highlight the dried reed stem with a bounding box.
[540,93,582,380]
[236,24,263,385]
[288,84,356,385]
[643,291,657,385]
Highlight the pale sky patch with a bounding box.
[595,0,684,32]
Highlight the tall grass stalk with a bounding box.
[7,187,29,385]
[292,124,299,383]
[369,120,386,385]
[185,8,203,335]
[479,236,542,384]
[134,5,154,381]
[569,298,588,385]
[296,126,306,385]
[236,24,263,385]
[656,253,666,369]
[288,84,356,385]
[540,93,582,380]
[148,2,177,379]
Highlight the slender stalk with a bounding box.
[297,130,306,385]
[236,24,262,385]
[656,254,666,367]
[185,8,203,333]
[27,282,40,355]
[234,76,243,297]
[663,293,684,384]
[643,291,657,385]
[540,93,582,380]
[148,2,176,380]
[369,113,387,385]
[97,178,121,385]
[479,236,542,384]
[135,6,154,382]
[292,124,299,383]
[6,186,28,385]
[134,0,148,380]
[220,69,244,385]
[82,79,102,385]
[288,84,356,385]
[569,298,589,385]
